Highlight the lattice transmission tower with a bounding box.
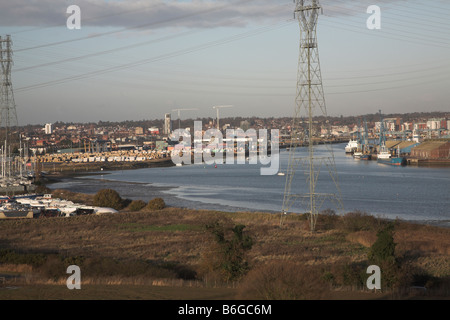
[0,35,19,140]
[281,0,343,231]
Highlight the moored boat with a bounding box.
[377,143,406,166]
[377,156,407,166]
[345,139,359,154]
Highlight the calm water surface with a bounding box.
[50,143,450,226]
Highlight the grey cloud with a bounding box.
[0,0,422,29]
[0,0,286,29]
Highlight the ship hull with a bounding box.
[377,157,407,166]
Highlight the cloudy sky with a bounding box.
[1,0,449,125]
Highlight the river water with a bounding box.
[49,143,450,227]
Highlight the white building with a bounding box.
[331,125,350,136]
[164,113,172,135]
[427,119,441,130]
[44,123,53,135]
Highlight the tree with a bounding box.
[146,198,165,210]
[368,223,396,265]
[368,223,400,288]
[204,221,253,282]
[93,189,125,210]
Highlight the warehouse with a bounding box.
[410,140,450,159]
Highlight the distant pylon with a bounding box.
[0,35,19,136]
[281,1,343,231]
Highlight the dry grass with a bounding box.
[346,231,378,248]
[1,195,449,299]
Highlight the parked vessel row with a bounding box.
[0,194,118,219]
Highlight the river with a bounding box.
[49,143,450,227]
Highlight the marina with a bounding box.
[0,193,118,219]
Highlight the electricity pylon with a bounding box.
[281,1,343,232]
[0,35,18,137]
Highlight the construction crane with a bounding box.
[212,105,233,131]
[171,108,198,130]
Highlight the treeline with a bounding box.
[15,111,449,130]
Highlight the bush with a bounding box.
[317,209,339,231]
[93,189,126,210]
[0,249,47,268]
[146,197,166,210]
[340,211,380,232]
[368,223,396,265]
[368,223,401,289]
[201,220,253,282]
[237,261,329,299]
[321,260,368,289]
[127,200,147,212]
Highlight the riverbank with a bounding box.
[46,174,450,230]
[38,157,174,182]
[44,156,173,173]
[0,198,449,300]
[3,153,450,300]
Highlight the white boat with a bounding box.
[95,207,118,214]
[345,139,359,153]
[277,172,285,176]
[377,151,391,160]
[352,151,363,159]
[377,143,391,160]
[58,205,78,215]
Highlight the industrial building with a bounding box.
[410,140,450,159]
[385,141,420,155]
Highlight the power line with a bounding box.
[15,0,257,53]
[15,19,293,93]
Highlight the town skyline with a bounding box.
[16,110,449,128]
[14,111,449,156]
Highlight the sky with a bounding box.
[1,0,450,125]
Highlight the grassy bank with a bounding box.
[1,187,449,300]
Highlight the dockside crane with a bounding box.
[212,105,233,131]
[171,108,198,130]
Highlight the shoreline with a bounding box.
[47,175,273,216]
[46,169,450,229]
[39,157,174,183]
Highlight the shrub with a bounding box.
[340,211,380,232]
[93,189,126,210]
[127,200,147,212]
[201,220,253,282]
[146,197,166,210]
[317,209,339,231]
[321,260,367,288]
[368,223,396,265]
[237,261,329,300]
[0,249,47,268]
[368,223,401,289]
